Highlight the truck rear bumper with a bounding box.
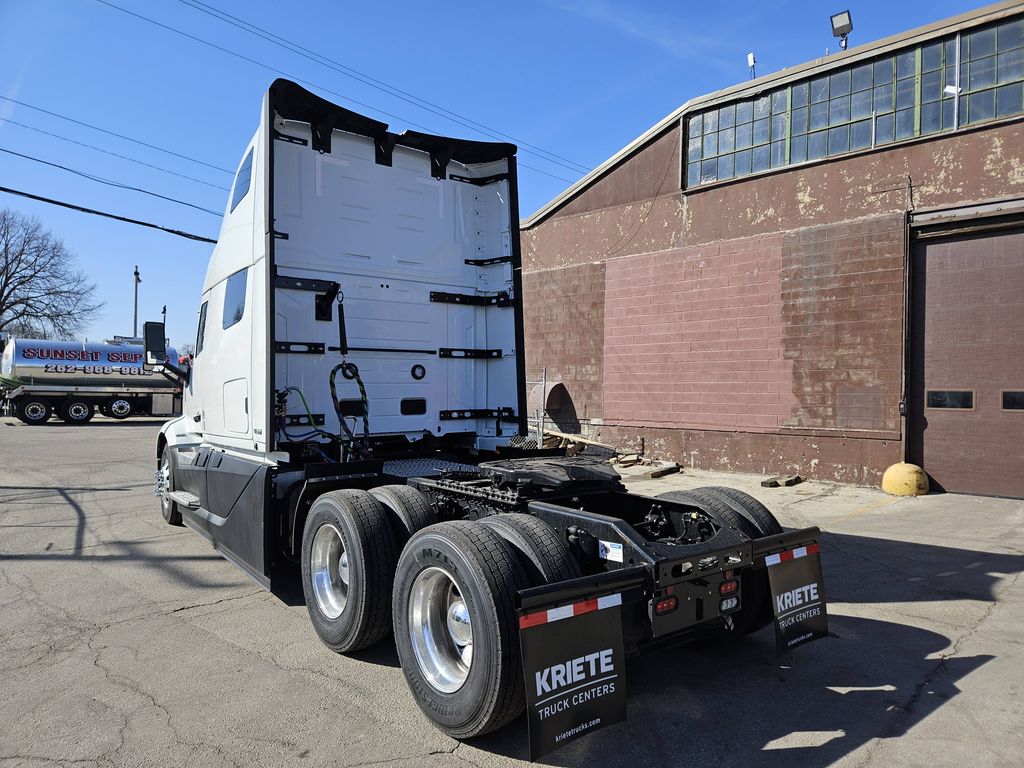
[516,525,826,652]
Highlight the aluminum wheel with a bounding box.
[65,402,90,421]
[408,566,473,693]
[110,398,132,418]
[24,402,47,421]
[158,457,171,514]
[310,523,350,619]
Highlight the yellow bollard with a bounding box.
[881,462,929,496]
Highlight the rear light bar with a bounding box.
[719,579,738,596]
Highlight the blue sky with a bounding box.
[0,0,987,349]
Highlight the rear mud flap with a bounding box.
[516,568,646,760]
[755,531,829,654]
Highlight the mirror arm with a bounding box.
[155,361,188,385]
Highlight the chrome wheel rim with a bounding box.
[110,399,131,417]
[408,566,473,693]
[310,523,349,619]
[159,457,171,513]
[67,403,89,420]
[24,402,46,421]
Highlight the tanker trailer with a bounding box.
[0,338,182,425]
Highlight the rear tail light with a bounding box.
[720,597,739,612]
[719,579,738,596]
[654,596,678,615]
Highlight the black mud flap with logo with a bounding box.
[516,568,646,761]
[765,541,829,654]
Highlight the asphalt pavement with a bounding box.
[1,416,1022,767]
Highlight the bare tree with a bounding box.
[0,209,103,339]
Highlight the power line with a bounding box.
[0,117,231,192]
[176,0,591,175]
[0,94,232,175]
[0,146,222,217]
[92,0,576,185]
[0,185,218,244]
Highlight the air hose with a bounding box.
[275,386,340,463]
[330,361,371,458]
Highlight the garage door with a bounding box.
[908,228,1024,498]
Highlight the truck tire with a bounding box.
[694,486,782,536]
[159,445,183,526]
[369,485,436,542]
[301,489,398,652]
[393,520,530,738]
[480,513,581,586]
[14,398,52,425]
[692,487,783,633]
[106,396,133,420]
[59,399,95,424]
[657,489,769,636]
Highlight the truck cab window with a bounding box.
[229,149,253,213]
[222,269,248,330]
[195,301,208,355]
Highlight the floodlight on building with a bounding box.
[747,52,757,79]
[831,10,853,50]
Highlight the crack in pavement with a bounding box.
[167,589,263,614]
[852,566,1024,768]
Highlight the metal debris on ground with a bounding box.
[542,428,615,457]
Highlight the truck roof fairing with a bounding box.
[267,79,517,173]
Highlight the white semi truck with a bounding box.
[147,80,828,756]
[1,337,181,424]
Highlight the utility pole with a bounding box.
[133,265,141,338]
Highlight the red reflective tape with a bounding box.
[519,610,548,630]
[806,542,820,555]
[778,549,795,562]
[519,592,622,629]
[573,598,599,617]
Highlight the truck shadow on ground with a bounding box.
[465,531,1021,766]
[51,419,169,428]
[0,417,169,428]
[0,484,247,590]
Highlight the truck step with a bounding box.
[166,490,201,509]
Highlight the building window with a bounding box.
[1002,391,1024,411]
[926,390,974,409]
[684,14,1024,188]
[222,269,248,330]
[963,18,1024,124]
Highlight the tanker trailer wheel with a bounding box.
[480,513,581,586]
[658,489,773,637]
[59,399,95,424]
[301,490,398,652]
[393,520,530,738]
[105,396,133,420]
[158,446,183,526]
[369,485,437,543]
[14,398,53,425]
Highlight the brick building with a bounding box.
[520,1,1024,496]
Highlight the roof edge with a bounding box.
[521,0,1023,230]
